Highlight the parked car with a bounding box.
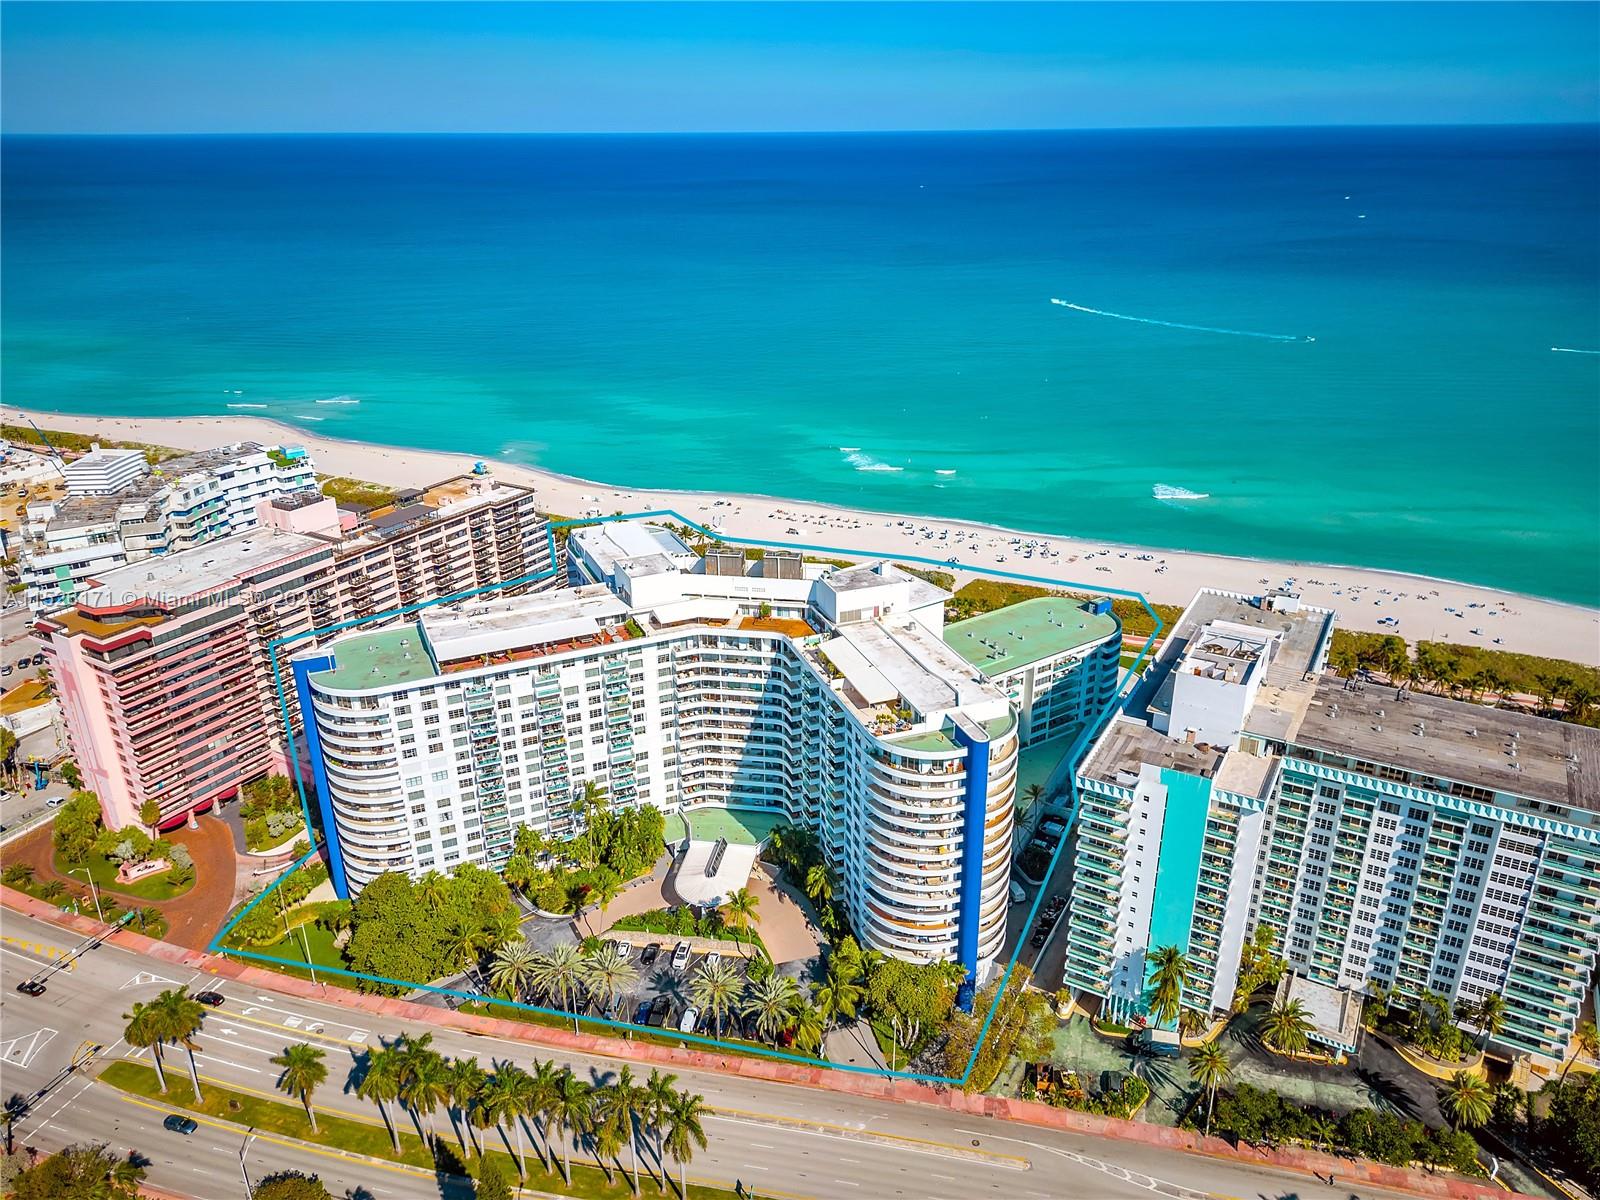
[1008,881,1026,904]
[610,939,633,961]
[1,666,11,677]
[671,941,691,970]
[45,797,64,809]
[640,943,660,966]
[704,951,722,972]
[647,995,672,1027]
[163,1114,198,1135]
[1029,931,1048,949]
[194,991,225,1007]
[678,1006,700,1034]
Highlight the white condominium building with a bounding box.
[62,446,150,496]
[296,525,1123,986]
[20,440,318,612]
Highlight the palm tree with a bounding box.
[1,1094,28,1157]
[803,863,835,908]
[814,967,864,1034]
[1441,1070,1493,1130]
[480,1066,529,1180]
[662,1089,709,1200]
[1023,782,1046,812]
[356,1043,405,1152]
[534,943,588,1033]
[690,959,743,1039]
[584,943,640,1017]
[1473,992,1507,1051]
[417,870,450,909]
[502,853,538,896]
[445,1057,488,1155]
[721,887,760,955]
[1560,1018,1599,1082]
[1145,945,1189,1028]
[488,939,539,1000]
[791,999,826,1057]
[1261,999,1315,1056]
[1188,1042,1230,1136]
[444,922,486,976]
[741,974,799,1045]
[270,1042,328,1134]
[642,1069,678,1190]
[122,1000,170,1093]
[601,1065,648,1195]
[153,988,207,1099]
[396,1036,450,1144]
[1308,1115,1338,1153]
[1178,1007,1207,1041]
[548,1068,591,1185]
[526,1059,563,1173]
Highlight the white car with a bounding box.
[704,951,722,972]
[678,1006,700,1034]
[1008,881,1026,905]
[671,941,691,971]
[610,939,632,961]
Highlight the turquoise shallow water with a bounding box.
[3,128,1597,603]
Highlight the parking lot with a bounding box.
[426,906,771,1040]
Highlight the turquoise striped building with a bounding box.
[1067,588,1599,1066]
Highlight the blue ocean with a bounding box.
[3,128,1597,603]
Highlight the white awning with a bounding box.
[820,635,899,706]
[429,614,600,662]
[650,597,740,626]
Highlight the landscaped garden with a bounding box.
[503,787,666,915]
[1,861,168,938]
[239,775,308,853]
[50,791,195,901]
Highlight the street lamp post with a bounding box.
[238,1127,257,1197]
[69,868,105,923]
[277,882,317,985]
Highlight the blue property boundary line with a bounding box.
[211,508,1165,1085]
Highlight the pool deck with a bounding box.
[679,806,789,847]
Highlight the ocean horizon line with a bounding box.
[5,121,1598,139]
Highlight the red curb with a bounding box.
[0,887,1526,1200]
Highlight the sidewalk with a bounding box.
[3,886,1525,1200]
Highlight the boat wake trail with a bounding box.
[1153,484,1210,503]
[1551,346,1599,355]
[1050,299,1309,343]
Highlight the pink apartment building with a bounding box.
[39,476,553,830]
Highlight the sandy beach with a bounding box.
[11,408,1599,665]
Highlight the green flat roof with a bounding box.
[312,625,437,690]
[944,597,1117,678]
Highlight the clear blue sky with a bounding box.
[3,1,1596,134]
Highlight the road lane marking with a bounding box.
[119,970,179,989]
[0,1027,57,1068]
[952,1128,1213,1199]
[0,944,74,972]
[706,1110,1028,1170]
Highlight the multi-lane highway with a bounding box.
[0,908,1445,1200]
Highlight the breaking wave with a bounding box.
[1153,484,1210,501]
[842,450,903,473]
[315,396,360,405]
[226,403,268,410]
